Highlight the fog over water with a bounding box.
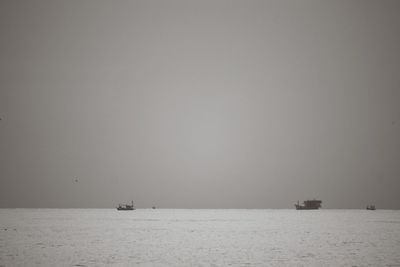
[0,0,400,208]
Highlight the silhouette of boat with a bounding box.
[117,201,135,210]
[295,199,322,210]
[366,205,376,210]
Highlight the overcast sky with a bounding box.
[1,0,399,209]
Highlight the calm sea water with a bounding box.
[1,209,400,266]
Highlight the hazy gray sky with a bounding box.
[1,0,399,209]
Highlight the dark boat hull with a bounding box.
[295,205,319,210]
[117,201,135,210]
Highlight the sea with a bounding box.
[1,209,400,266]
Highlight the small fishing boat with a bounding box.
[366,205,376,210]
[117,201,135,210]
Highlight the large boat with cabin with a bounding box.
[295,199,322,210]
[117,201,135,210]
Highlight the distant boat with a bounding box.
[152,206,156,209]
[366,205,376,210]
[117,201,135,210]
[295,199,322,210]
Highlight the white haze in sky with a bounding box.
[0,0,400,208]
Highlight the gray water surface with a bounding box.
[1,209,399,266]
